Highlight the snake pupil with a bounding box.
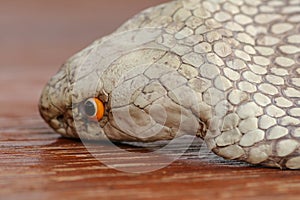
[84,101,96,116]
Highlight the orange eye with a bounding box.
[83,98,105,121]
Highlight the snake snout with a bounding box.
[39,66,73,137]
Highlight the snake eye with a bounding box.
[83,98,105,121]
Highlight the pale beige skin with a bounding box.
[39,0,300,169]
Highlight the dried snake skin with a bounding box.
[39,0,300,169]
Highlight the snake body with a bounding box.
[39,0,300,169]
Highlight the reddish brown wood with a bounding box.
[1,1,300,200]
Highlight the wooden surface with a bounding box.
[1,1,300,200]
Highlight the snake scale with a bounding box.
[39,0,300,169]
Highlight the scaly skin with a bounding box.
[39,0,300,169]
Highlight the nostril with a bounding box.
[56,115,64,123]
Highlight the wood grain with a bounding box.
[1,1,300,200]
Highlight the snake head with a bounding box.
[39,29,206,142]
[39,44,110,141]
[39,37,118,139]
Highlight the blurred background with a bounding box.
[0,0,168,117]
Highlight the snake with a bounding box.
[39,0,300,169]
